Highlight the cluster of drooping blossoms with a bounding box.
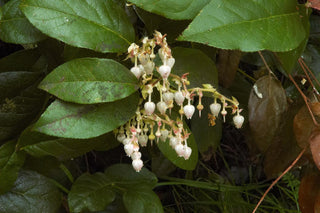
[115,31,244,172]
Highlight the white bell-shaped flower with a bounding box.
[124,143,134,156]
[167,57,175,68]
[138,135,148,147]
[131,151,142,160]
[174,91,185,105]
[158,64,171,79]
[144,101,155,115]
[210,103,221,117]
[117,133,126,143]
[143,61,155,75]
[184,104,195,119]
[170,137,178,148]
[157,101,167,114]
[130,66,142,79]
[132,159,143,172]
[233,114,244,129]
[175,143,185,157]
[163,92,174,104]
[183,146,192,160]
[160,129,169,142]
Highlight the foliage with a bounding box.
[0,0,319,212]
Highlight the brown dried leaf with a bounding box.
[248,75,287,152]
[307,0,320,11]
[299,172,320,213]
[310,129,320,170]
[217,49,241,88]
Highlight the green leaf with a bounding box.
[104,164,158,188]
[178,0,306,52]
[191,97,222,154]
[157,116,198,170]
[0,0,46,44]
[0,48,41,72]
[68,172,116,213]
[20,0,135,53]
[129,0,210,20]
[39,58,139,104]
[123,188,163,213]
[0,170,61,213]
[275,6,311,74]
[172,47,218,87]
[18,127,119,160]
[0,141,25,194]
[33,92,139,139]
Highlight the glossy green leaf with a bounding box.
[33,92,139,139]
[104,164,158,188]
[0,48,41,72]
[20,0,135,53]
[0,55,46,142]
[275,6,311,74]
[157,117,198,170]
[0,141,25,194]
[0,170,61,213]
[0,0,45,44]
[172,47,218,88]
[18,127,119,160]
[123,188,163,213]
[129,0,210,20]
[39,58,138,104]
[178,0,306,52]
[191,97,222,154]
[68,172,116,213]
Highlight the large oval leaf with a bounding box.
[0,141,25,194]
[123,188,163,213]
[18,127,119,160]
[32,92,139,139]
[39,58,138,104]
[20,0,135,53]
[68,172,116,213]
[172,47,218,88]
[0,0,46,44]
[129,0,210,20]
[178,0,306,52]
[0,170,61,213]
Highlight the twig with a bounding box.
[252,147,306,213]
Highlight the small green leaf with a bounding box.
[39,58,139,104]
[33,92,139,139]
[20,0,135,53]
[178,0,306,52]
[0,170,61,213]
[104,164,158,188]
[68,172,116,213]
[18,127,119,160]
[157,116,198,170]
[172,47,218,87]
[0,0,46,44]
[123,188,163,213]
[0,141,25,194]
[129,0,210,20]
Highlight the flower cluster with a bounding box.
[116,31,244,172]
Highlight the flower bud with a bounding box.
[174,91,185,105]
[210,103,221,117]
[117,133,126,142]
[144,101,155,115]
[167,57,175,68]
[132,159,143,172]
[184,104,195,119]
[233,114,244,129]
